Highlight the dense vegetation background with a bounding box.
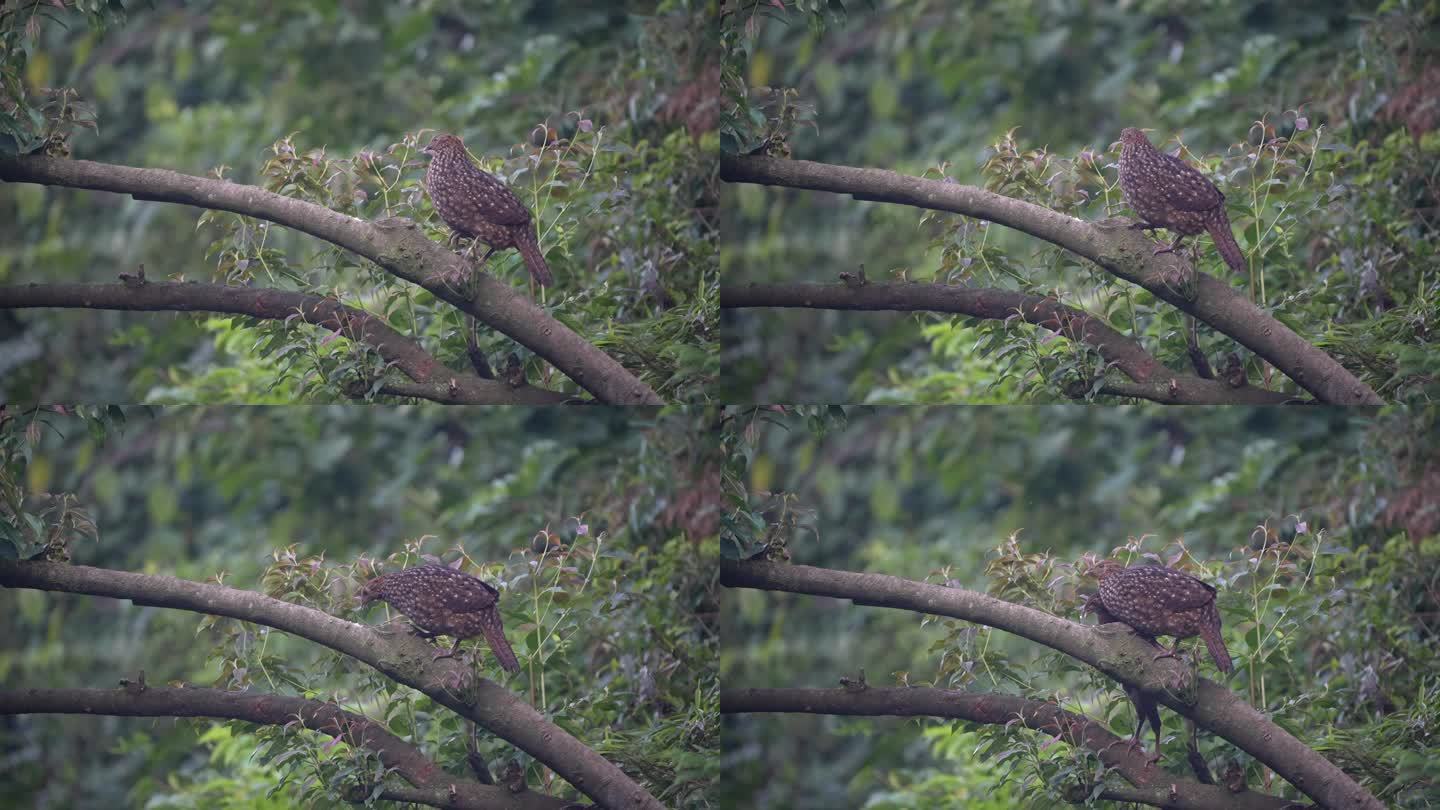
[1,0,718,402]
[720,1,1439,403]
[0,405,719,808]
[721,405,1440,808]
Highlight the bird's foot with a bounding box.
[1152,648,1183,664]
[1117,735,1163,765]
[1102,735,1156,765]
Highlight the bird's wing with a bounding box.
[469,169,534,226]
[1159,576,1218,611]
[1159,152,1224,212]
[446,576,501,612]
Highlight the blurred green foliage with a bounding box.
[0,405,720,808]
[721,405,1440,808]
[720,1,1439,403]
[0,0,718,402]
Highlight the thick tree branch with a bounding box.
[721,154,1381,405]
[722,687,1289,810]
[0,560,660,810]
[373,784,551,809]
[720,558,1382,810]
[1093,378,1299,405]
[0,155,661,405]
[373,379,574,405]
[0,686,568,810]
[0,282,569,405]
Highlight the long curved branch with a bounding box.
[722,687,1289,810]
[721,154,1381,406]
[0,281,569,405]
[0,686,568,810]
[0,155,661,405]
[720,558,1383,810]
[0,560,663,810]
[723,281,1298,404]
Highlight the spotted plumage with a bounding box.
[1091,560,1234,675]
[422,133,553,287]
[357,564,521,673]
[1118,128,1246,275]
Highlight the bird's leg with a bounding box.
[1125,717,1146,755]
[1120,729,1162,765]
[472,244,498,268]
[405,624,464,662]
[1135,707,1163,765]
[1102,726,1159,764]
[431,637,463,661]
[1152,233,1189,256]
[1152,639,1185,663]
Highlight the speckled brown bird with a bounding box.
[1118,128,1246,275]
[357,564,521,673]
[1091,560,1234,674]
[422,133,553,287]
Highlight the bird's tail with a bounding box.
[1206,214,1247,275]
[1200,602,1234,674]
[515,231,554,287]
[479,610,521,673]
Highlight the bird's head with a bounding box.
[422,133,464,157]
[1086,557,1129,582]
[355,574,388,606]
[1119,128,1152,148]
